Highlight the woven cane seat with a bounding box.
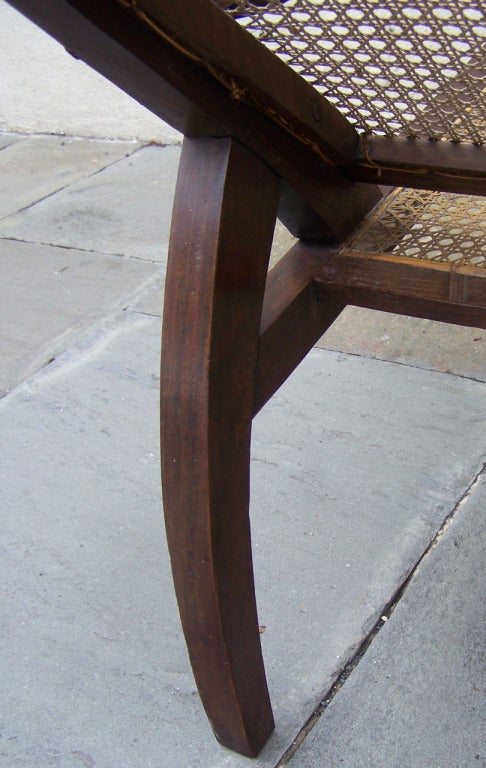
[345,188,486,268]
[217,0,486,144]
[212,1,486,271]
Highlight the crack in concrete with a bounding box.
[0,235,163,264]
[129,309,162,318]
[274,461,486,767]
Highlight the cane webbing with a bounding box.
[217,1,486,144]
[345,187,486,267]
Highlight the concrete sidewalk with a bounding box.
[1,133,485,768]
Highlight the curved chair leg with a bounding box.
[160,137,280,756]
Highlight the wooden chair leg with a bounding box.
[160,137,280,756]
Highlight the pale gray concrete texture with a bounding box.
[0,238,160,396]
[0,0,181,143]
[319,308,486,383]
[1,135,485,767]
[0,144,181,261]
[0,136,167,397]
[0,134,19,151]
[297,474,486,768]
[0,135,139,220]
[2,324,485,768]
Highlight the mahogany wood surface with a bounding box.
[139,0,359,164]
[353,136,486,196]
[160,137,280,756]
[254,239,486,415]
[313,248,486,329]
[254,245,345,414]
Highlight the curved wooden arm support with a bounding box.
[160,137,280,756]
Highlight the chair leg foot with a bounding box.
[160,137,280,756]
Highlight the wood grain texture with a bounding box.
[353,136,486,196]
[313,248,486,329]
[254,245,345,414]
[256,242,485,419]
[139,0,360,164]
[160,137,279,756]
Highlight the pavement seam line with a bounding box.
[0,270,164,400]
[1,131,178,145]
[274,461,486,767]
[0,140,144,222]
[319,345,486,384]
[129,309,162,318]
[0,138,26,152]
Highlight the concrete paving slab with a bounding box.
[0,135,138,220]
[319,307,486,383]
[0,132,21,150]
[0,238,160,396]
[0,0,181,144]
[129,277,166,317]
[0,145,180,262]
[132,289,486,382]
[249,350,485,767]
[296,472,486,768]
[1,311,485,767]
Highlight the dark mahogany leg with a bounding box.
[160,137,280,756]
